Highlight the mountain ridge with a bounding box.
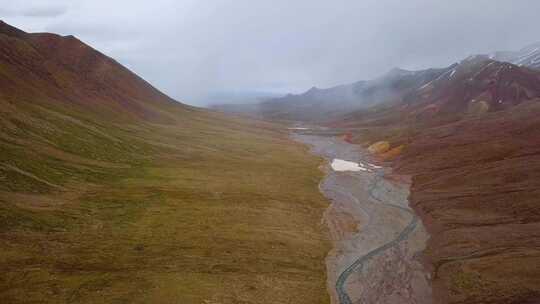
[335,56,540,129]
[253,66,450,121]
[0,20,187,123]
[490,41,540,70]
[215,42,540,125]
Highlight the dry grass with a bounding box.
[0,99,331,304]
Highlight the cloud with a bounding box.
[3,0,540,105]
[21,6,67,18]
[0,1,67,18]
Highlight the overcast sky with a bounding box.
[2,0,540,105]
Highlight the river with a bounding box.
[292,133,432,304]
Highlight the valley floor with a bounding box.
[0,103,331,304]
[293,133,432,304]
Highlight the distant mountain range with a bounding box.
[253,67,449,121]
[336,55,540,128]
[216,42,540,124]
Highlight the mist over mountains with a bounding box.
[214,42,540,122]
[4,1,540,105]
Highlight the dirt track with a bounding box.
[293,134,432,304]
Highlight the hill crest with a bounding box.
[0,20,186,123]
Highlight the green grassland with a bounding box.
[0,98,331,304]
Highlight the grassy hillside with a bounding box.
[0,98,331,304]
[0,21,331,304]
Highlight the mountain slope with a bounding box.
[0,20,188,123]
[253,67,451,121]
[337,56,540,130]
[391,102,540,304]
[491,42,540,70]
[330,56,540,304]
[225,43,540,125]
[0,21,331,304]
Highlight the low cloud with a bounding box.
[0,1,67,18]
[21,6,67,18]
[3,0,540,105]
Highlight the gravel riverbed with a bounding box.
[293,134,432,304]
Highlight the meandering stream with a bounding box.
[292,133,432,304]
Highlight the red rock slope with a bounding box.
[336,57,540,304]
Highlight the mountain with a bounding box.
[223,42,540,124]
[211,42,540,304]
[0,20,191,124]
[254,52,540,127]
[254,67,451,121]
[490,42,540,70]
[0,21,330,304]
[327,55,540,303]
[336,55,540,129]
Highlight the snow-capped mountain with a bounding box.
[490,42,540,70]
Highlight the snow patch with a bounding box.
[331,159,371,172]
[366,162,382,169]
[418,68,455,92]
